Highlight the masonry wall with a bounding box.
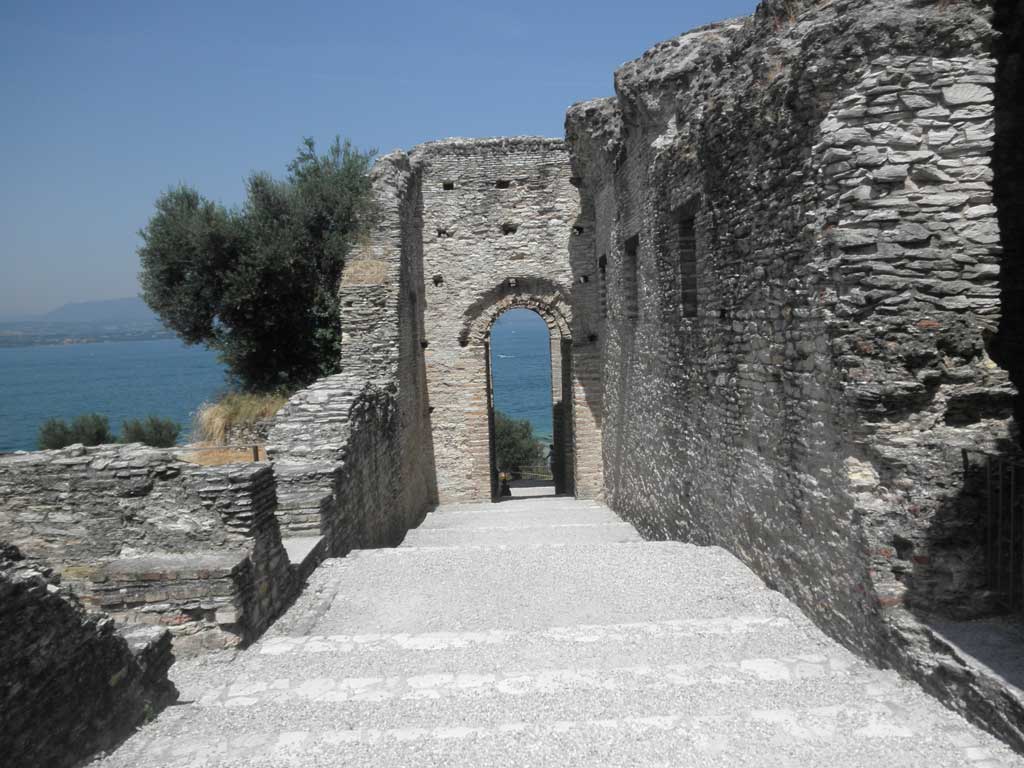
[0,445,294,651]
[268,151,437,551]
[407,138,603,502]
[0,544,176,768]
[568,0,1021,746]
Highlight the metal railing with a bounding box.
[963,449,1024,612]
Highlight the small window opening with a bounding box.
[578,274,589,284]
[679,214,698,319]
[495,179,511,189]
[437,228,451,238]
[573,226,584,236]
[442,181,456,191]
[433,274,445,287]
[501,222,519,235]
[623,235,640,321]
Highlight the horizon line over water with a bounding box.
[0,338,226,452]
[0,318,556,453]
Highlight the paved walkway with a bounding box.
[94,496,1024,767]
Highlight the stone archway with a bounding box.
[470,296,575,501]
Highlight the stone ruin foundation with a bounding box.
[1,0,1023,763]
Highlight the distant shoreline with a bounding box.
[0,330,177,350]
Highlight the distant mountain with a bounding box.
[0,297,172,347]
[42,297,159,325]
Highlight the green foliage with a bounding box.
[138,137,376,392]
[494,411,545,476]
[37,413,114,449]
[38,413,181,449]
[38,418,73,449]
[121,416,181,448]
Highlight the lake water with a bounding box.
[490,309,553,443]
[0,311,555,453]
[0,339,226,452]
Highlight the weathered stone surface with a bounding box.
[0,543,176,768]
[0,445,296,651]
[3,0,1024,762]
[565,0,1021,751]
[90,498,1024,768]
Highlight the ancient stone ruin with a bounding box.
[2,0,1023,765]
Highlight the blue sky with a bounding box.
[0,0,757,315]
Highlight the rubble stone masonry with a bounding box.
[567,0,1022,748]
[1,0,1022,759]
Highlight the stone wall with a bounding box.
[382,138,605,503]
[0,544,176,768]
[567,0,1022,747]
[268,150,438,553]
[0,444,294,651]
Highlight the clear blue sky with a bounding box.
[0,0,758,316]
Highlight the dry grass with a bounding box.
[178,446,268,466]
[193,393,288,445]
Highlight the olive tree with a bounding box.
[138,138,375,392]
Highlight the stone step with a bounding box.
[267,542,800,637]
[401,521,642,547]
[91,496,1024,768]
[97,677,1018,768]
[416,510,625,530]
[213,615,828,682]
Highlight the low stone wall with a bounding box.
[271,380,429,555]
[0,544,176,768]
[0,445,295,651]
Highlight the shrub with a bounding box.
[121,416,181,448]
[38,418,73,450]
[71,414,114,445]
[193,392,288,444]
[37,413,114,449]
[494,411,545,477]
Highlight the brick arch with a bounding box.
[453,283,578,501]
[459,278,573,348]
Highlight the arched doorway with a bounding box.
[487,308,566,499]
[477,299,575,503]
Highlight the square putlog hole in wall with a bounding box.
[495,180,511,189]
[501,222,519,235]
[442,181,456,191]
